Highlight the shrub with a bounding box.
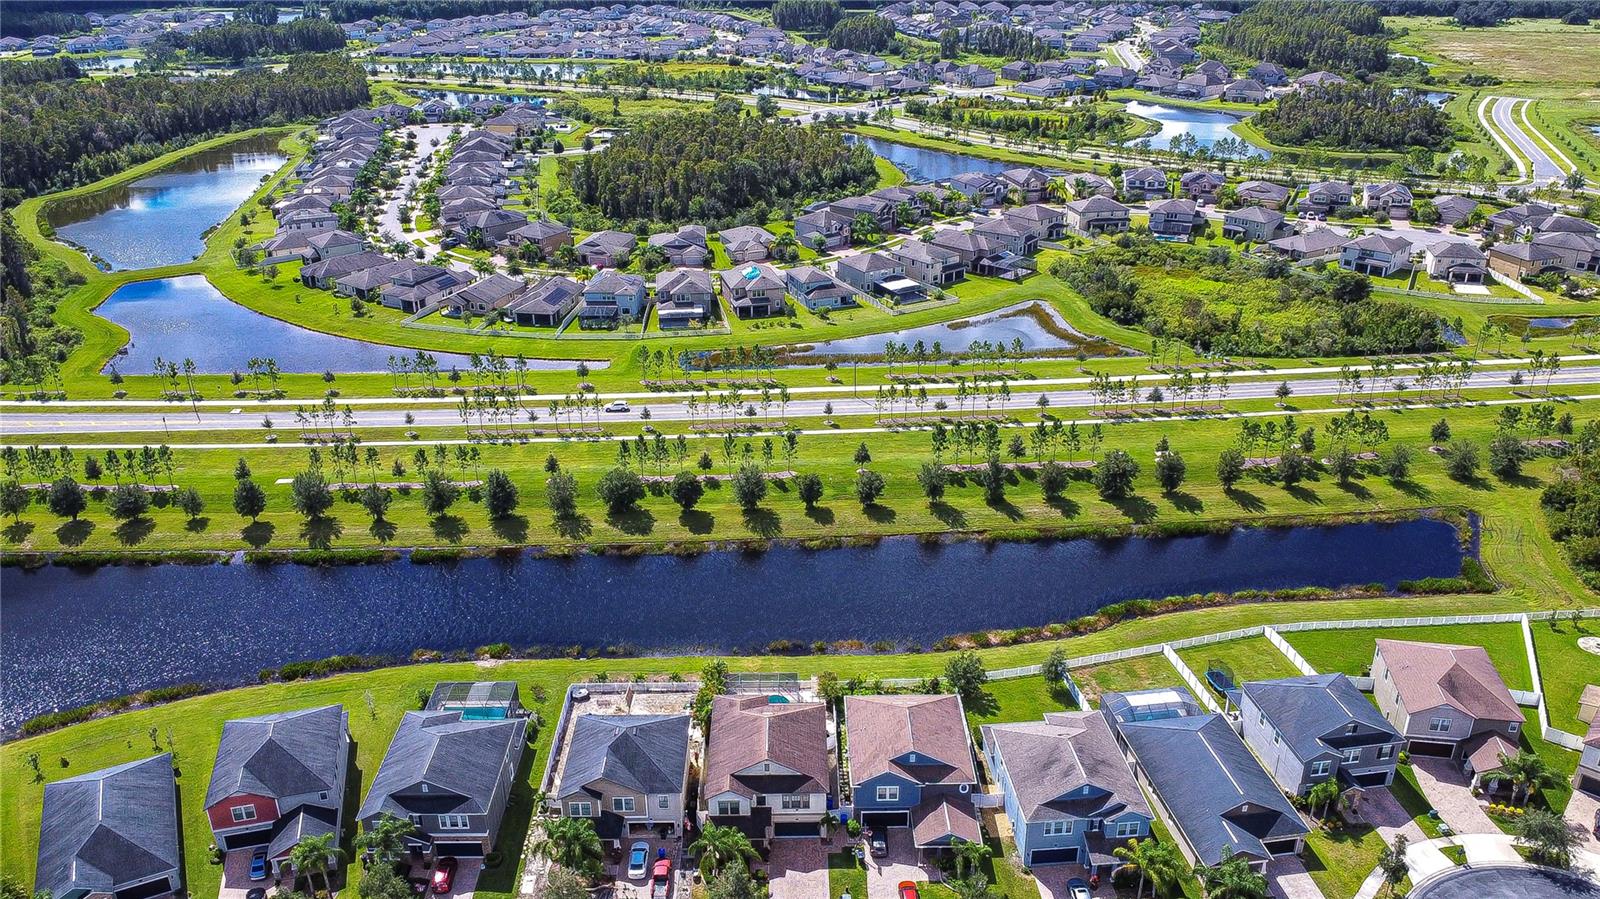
[855,469,885,506]
[670,470,704,511]
[595,466,645,513]
[1037,460,1068,499]
[732,463,768,510]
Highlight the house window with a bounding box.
[876,786,900,803]
[658,795,670,809]
[319,791,329,801]
[1342,749,1361,764]
[1428,718,1452,733]
[908,753,919,764]
[231,805,258,823]
[1115,822,1140,838]
[782,795,810,811]
[1311,761,1332,777]
[614,797,636,813]
[715,800,741,817]
[568,802,593,817]
[1508,722,1520,734]
[1378,745,1395,761]
[1042,821,1072,836]
[440,814,471,830]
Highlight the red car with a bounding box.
[431,858,458,894]
[899,882,920,899]
[651,858,673,899]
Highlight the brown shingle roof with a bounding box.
[1376,639,1522,722]
[844,694,975,788]
[703,695,829,800]
[910,792,980,847]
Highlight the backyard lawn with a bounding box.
[1174,636,1304,700]
[1281,623,1534,690]
[1070,654,1186,708]
[1530,615,1600,734]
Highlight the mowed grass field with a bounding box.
[1387,17,1600,88]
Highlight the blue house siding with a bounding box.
[853,772,920,816]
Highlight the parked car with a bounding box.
[628,841,651,880]
[1066,878,1091,899]
[432,857,458,894]
[249,850,268,881]
[869,831,887,858]
[651,857,673,899]
[898,882,919,899]
[604,400,630,413]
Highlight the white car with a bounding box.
[604,400,630,413]
[627,841,651,880]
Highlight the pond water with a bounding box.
[847,135,1013,182]
[1529,317,1576,330]
[86,55,141,70]
[46,133,287,271]
[792,301,1088,356]
[1419,91,1451,107]
[96,276,600,375]
[0,518,1467,731]
[1124,101,1270,158]
[414,89,548,108]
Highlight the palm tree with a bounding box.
[1195,847,1267,899]
[355,812,416,864]
[534,816,605,879]
[1483,750,1563,806]
[287,832,344,897]
[1113,837,1182,899]
[690,822,759,880]
[950,838,991,880]
[1306,779,1342,819]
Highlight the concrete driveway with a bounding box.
[865,830,939,899]
[608,838,678,899]
[1266,856,1326,899]
[1031,865,1092,899]
[1566,788,1600,856]
[767,840,830,899]
[1411,759,1497,835]
[408,858,481,899]
[218,849,271,899]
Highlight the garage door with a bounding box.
[222,830,272,850]
[775,823,821,838]
[860,812,910,829]
[1578,774,1600,797]
[435,842,485,858]
[1028,848,1079,866]
[116,878,174,899]
[1348,770,1391,788]
[1263,839,1301,856]
[1406,740,1455,759]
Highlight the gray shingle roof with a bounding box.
[981,712,1149,823]
[207,705,347,807]
[558,714,690,798]
[38,754,180,895]
[1242,675,1400,762]
[358,710,527,818]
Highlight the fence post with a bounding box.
[1264,626,1318,676]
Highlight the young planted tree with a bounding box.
[1037,459,1068,500]
[853,442,872,465]
[47,476,86,522]
[0,480,28,521]
[1093,450,1139,500]
[1383,443,1414,482]
[359,484,392,522]
[546,471,579,520]
[1155,448,1186,494]
[732,463,768,510]
[484,469,519,519]
[943,650,987,702]
[233,476,267,522]
[1376,835,1409,898]
[1488,432,1525,479]
[1444,440,1480,481]
[670,470,705,511]
[175,487,205,521]
[1514,808,1580,868]
[1216,447,1245,490]
[795,472,824,510]
[855,469,885,507]
[979,455,1007,504]
[289,470,334,520]
[596,467,645,514]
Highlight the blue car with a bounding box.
[249,850,269,881]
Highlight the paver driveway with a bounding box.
[865,830,940,899]
[1266,856,1325,899]
[767,840,831,899]
[1410,759,1496,835]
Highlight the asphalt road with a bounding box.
[6,366,1597,436]
[1486,96,1568,183]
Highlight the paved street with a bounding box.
[374,122,456,242]
[1481,96,1569,184]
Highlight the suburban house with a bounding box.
[832,195,898,232]
[999,167,1052,203]
[1147,198,1198,239]
[946,172,1007,208]
[702,694,833,846]
[506,275,583,327]
[381,265,468,313]
[981,712,1153,875]
[1178,170,1226,202]
[844,694,981,853]
[206,705,351,874]
[785,265,857,312]
[1298,181,1354,217]
[580,273,649,327]
[1266,228,1347,262]
[1121,166,1169,200]
[794,208,853,251]
[427,682,525,717]
[1235,180,1291,210]
[648,225,711,267]
[1248,61,1288,85]
[721,263,788,318]
[1362,182,1414,218]
[454,209,528,248]
[1105,688,1309,872]
[972,215,1041,257]
[1488,241,1569,280]
[1431,195,1480,228]
[36,755,182,899]
[1423,243,1488,284]
[280,208,339,233]
[1070,173,1117,199]
[1004,204,1067,241]
[300,251,389,290]
[1222,78,1267,103]
[891,238,967,287]
[1063,196,1131,237]
[575,229,638,268]
[836,252,907,295]
[448,273,529,316]
[554,714,691,846]
[1222,207,1290,243]
[1577,707,1600,796]
[1372,640,1524,784]
[718,225,776,263]
[1239,675,1404,796]
[654,268,715,328]
[1485,201,1559,238]
[507,219,574,259]
[358,710,528,859]
[1339,233,1413,277]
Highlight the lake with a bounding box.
[1124,101,1270,158]
[791,301,1110,357]
[96,276,601,375]
[0,518,1468,731]
[46,133,287,271]
[848,135,1014,182]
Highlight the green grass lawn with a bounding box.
[1072,654,1186,708]
[1281,623,1534,690]
[1174,637,1304,698]
[828,851,866,899]
[1530,616,1599,735]
[967,675,1077,733]
[1303,821,1389,899]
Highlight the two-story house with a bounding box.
[946,173,1007,209]
[999,167,1052,203]
[1423,242,1488,285]
[579,272,649,327]
[37,755,182,899]
[1004,204,1067,241]
[702,695,833,846]
[654,268,715,328]
[844,694,980,855]
[648,225,711,267]
[508,219,574,260]
[1372,640,1524,783]
[1221,207,1290,243]
[1298,181,1353,217]
[718,226,776,263]
[575,230,638,268]
[1239,675,1403,796]
[554,714,692,846]
[890,239,967,287]
[206,705,352,874]
[721,264,788,318]
[982,712,1152,876]
[1063,196,1131,237]
[1234,180,1291,210]
[358,710,528,859]
[794,208,853,252]
[836,252,908,295]
[1147,198,1198,240]
[1363,182,1414,218]
[1121,167,1169,200]
[1339,233,1413,277]
[785,265,857,312]
[1178,170,1226,203]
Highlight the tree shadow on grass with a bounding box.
[1285,484,1323,505]
[863,503,897,525]
[1335,480,1373,501]
[553,514,593,541]
[113,516,157,547]
[299,515,343,550]
[490,514,528,543]
[1109,494,1158,523]
[1045,496,1080,519]
[605,507,655,537]
[241,520,275,548]
[930,500,966,529]
[1164,490,1203,514]
[430,514,469,544]
[1452,474,1493,492]
[183,516,210,534]
[742,506,782,538]
[1499,472,1542,490]
[368,517,399,544]
[1390,477,1432,500]
[3,521,35,543]
[55,519,94,547]
[986,497,1026,521]
[964,688,1000,718]
[679,509,714,535]
[804,505,836,526]
[1223,487,1266,513]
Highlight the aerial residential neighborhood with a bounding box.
[3,2,1600,899]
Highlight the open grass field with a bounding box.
[1387,17,1600,90]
